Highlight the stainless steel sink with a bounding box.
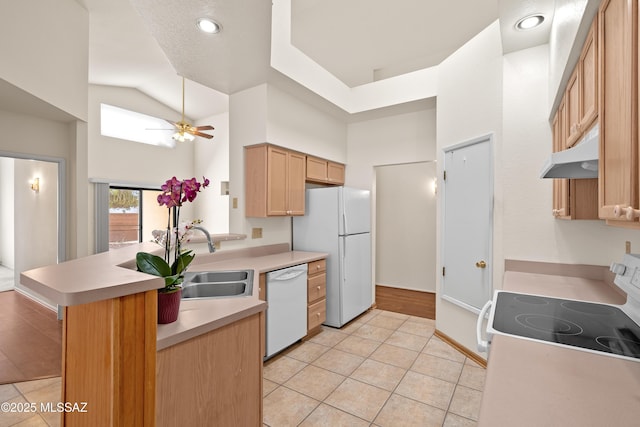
[186,270,249,283]
[181,269,253,299]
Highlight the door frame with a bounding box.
[440,133,494,314]
[0,150,67,264]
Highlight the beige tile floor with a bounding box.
[0,377,61,426]
[263,309,486,427]
[0,309,485,427]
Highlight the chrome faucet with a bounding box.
[192,226,216,253]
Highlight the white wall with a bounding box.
[375,161,437,292]
[87,85,201,252]
[194,112,230,234]
[14,158,59,306]
[347,109,437,190]
[0,0,88,120]
[228,83,348,249]
[88,85,195,185]
[436,21,504,356]
[266,85,347,162]
[0,158,15,268]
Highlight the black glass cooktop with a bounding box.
[492,292,640,360]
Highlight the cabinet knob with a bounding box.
[316,265,321,270]
[614,205,639,221]
[317,286,321,291]
[316,313,321,318]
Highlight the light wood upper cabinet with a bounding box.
[551,101,599,220]
[566,18,599,148]
[327,162,345,184]
[581,19,599,132]
[552,102,571,218]
[245,144,306,217]
[598,0,639,224]
[566,69,582,147]
[306,156,345,185]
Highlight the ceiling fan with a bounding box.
[166,76,214,142]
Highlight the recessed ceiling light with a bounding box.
[197,18,221,34]
[515,14,545,31]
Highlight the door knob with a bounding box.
[476,260,487,268]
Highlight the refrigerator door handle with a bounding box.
[342,212,347,235]
[342,237,347,281]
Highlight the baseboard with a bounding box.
[14,287,57,312]
[375,285,435,319]
[435,329,487,368]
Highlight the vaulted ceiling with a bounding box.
[79,0,554,120]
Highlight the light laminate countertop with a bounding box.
[478,267,640,426]
[20,243,327,351]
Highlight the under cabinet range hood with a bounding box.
[539,123,599,179]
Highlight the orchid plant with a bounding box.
[136,176,209,293]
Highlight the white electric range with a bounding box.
[477,253,640,362]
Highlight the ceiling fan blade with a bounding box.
[165,119,179,128]
[194,125,214,131]
[192,131,214,139]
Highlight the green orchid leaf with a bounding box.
[136,252,171,277]
[163,273,183,287]
[172,250,195,275]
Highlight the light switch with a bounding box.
[232,197,238,209]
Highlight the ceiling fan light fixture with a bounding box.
[197,18,221,34]
[515,14,545,30]
[172,131,195,142]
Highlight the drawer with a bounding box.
[308,259,326,275]
[308,299,326,331]
[307,273,326,303]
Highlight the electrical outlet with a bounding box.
[252,227,263,239]
[232,197,238,209]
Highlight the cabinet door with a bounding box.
[580,18,599,131]
[566,69,581,148]
[598,0,639,221]
[552,101,571,218]
[306,156,328,182]
[287,152,306,215]
[327,162,345,185]
[267,146,289,216]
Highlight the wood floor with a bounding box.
[375,285,436,319]
[0,291,62,385]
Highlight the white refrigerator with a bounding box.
[293,187,372,327]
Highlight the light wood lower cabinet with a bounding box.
[306,259,327,335]
[156,313,263,426]
[62,290,157,426]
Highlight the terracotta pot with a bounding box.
[157,289,181,324]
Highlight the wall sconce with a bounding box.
[30,177,40,193]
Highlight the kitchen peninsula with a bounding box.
[20,242,327,426]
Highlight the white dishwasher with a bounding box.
[265,263,308,358]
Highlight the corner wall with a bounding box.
[435,21,504,355]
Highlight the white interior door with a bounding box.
[442,135,493,312]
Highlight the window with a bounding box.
[100,103,176,148]
[108,187,166,250]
